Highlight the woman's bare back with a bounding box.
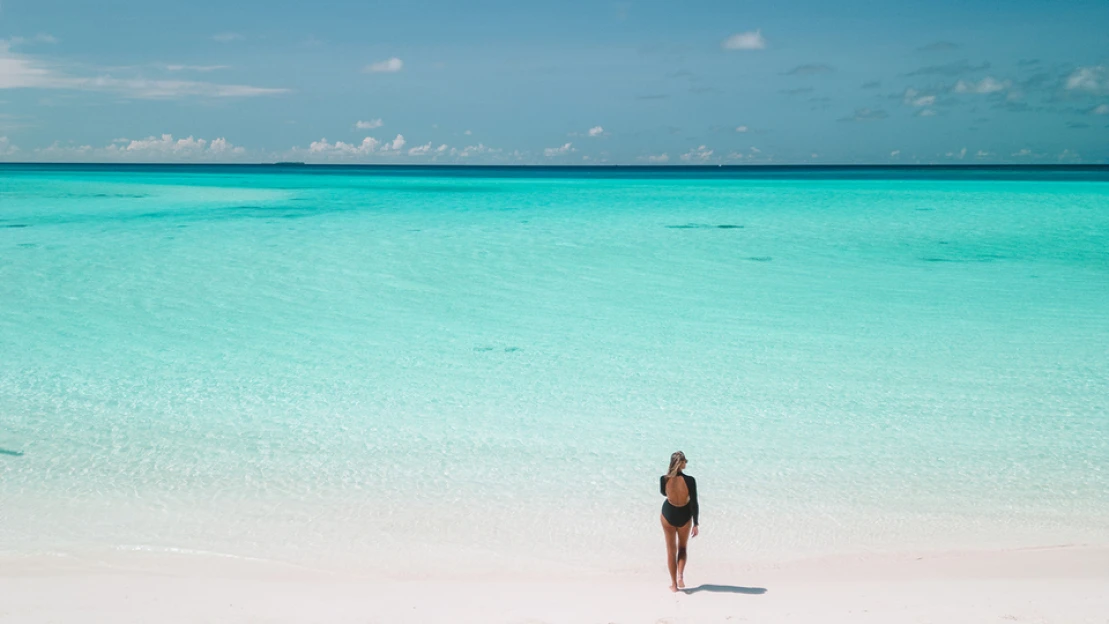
[664,475,690,507]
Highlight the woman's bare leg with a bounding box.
[660,514,679,592]
[675,521,692,588]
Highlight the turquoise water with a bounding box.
[1,165,1107,573]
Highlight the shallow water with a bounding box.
[1,165,1107,573]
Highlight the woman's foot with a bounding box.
[669,583,679,593]
[677,577,685,589]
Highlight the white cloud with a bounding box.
[355,118,384,129]
[890,150,901,157]
[0,135,18,156]
[384,134,406,150]
[365,57,403,73]
[1057,148,1080,162]
[452,143,500,158]
[308,136,380,155]
[975,150,992,158]
[749,146,761,153]
[544,142,574,157]
[901,88,937,107]
[0,45,287,98]
[0,44,57,88]
[463,129,473,135]
[212,33,244,43]
[3,34,59,47]
[916,109,937,117]
[1090,104,1109,115]
[407,142,448,156]
[946,147,968,160]
[735,125,748,133]
[119,134,244,156]
[587,125,604,137]
[131,134,203,151]
[208,137,236,154]
[1011,148,1033,157]
[30,134,244,162]
[97,79,286,98]
[722,30,766,50]
[902,89,936,107]
[301,135,450,160]
[639,153,669,163]
[680,145,713,162]
[1065,66,1107,93]
[953,77,1009,94]
[166,65,230,72]
[33,142,94,158]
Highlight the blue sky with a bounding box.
[1,0,1107,164]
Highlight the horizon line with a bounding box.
[1,162,1107,169]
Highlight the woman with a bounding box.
[660,451,699,592]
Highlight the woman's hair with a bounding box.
[666,451,686,479]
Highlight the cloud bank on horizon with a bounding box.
[0,0,1106,164]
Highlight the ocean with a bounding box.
[1,165,1107,575]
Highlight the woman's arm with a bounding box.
[687,476,699,527]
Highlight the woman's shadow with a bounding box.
[682,584,767,595]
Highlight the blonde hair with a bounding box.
[666,451,686,479]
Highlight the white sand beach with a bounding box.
[2,545,1105,623]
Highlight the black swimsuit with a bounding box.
[660,473,699,528]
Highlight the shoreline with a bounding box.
[2,544,1105,623]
